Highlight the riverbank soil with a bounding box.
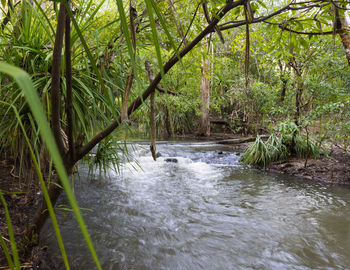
[0,158,53,269]
[266,147,350,184]
[168,132,350,184]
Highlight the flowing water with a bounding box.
[42,142,350,270]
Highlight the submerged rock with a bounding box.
[165,158,178,163]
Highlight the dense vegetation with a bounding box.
[0,0,349,268]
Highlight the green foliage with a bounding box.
[1,0,350,268]
[89,134,122,175]
[0,191,20,270]
[241,135,269,167]
[242,121,325,167]
[0,62,102,269]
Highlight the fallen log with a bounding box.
[217,135,269,145]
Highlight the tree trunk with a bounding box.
[145,61,157,161]
[338,12,350,65]
[294,81,303,127]
[165,107,172,138]
[280,78,288,102]
[20,2,247,258]
[121,3,137,123]
[198,58,210,136]
[150,92,157,160]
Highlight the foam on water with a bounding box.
[41,142,350,270]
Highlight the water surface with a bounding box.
[42,142,350,270]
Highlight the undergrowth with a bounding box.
[242,121,326,167]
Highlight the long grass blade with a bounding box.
[0,62,102,270]
[0,191,20,270]
[149,0,179,58]
[115,0,135,69]
[0,101,71,269]
[145,0,164,78]
[64,2,114,115]
[0,231,14,269]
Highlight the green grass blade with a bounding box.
[0,62,102,270]
[145,0,164,78]
[64,3,114,116]
[115,0,135,69]
[0,101,71,269]
[0,191,20,270]
[149,0,180,58]
[28,0,55,42]
[0,231,14,269]
[79,0,108,34]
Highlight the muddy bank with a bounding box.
[0,159,54,269]
[265,147,350,185]
[167,132,350,184]
[203,133,350,185]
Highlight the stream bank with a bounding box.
[182,132,350,185]
[1,134,349,269]
[265,147,350,185]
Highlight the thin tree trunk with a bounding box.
[65,0,74,162]
[51,3,66,157]
[294,81,303,127]
[121,2,137,123]
[145,60,157,160]
[25,2,72,249]
[333,1,350,65]
[198,57,210,136]
[165,107,172,138]
[25,0,246,249]
[338,11,350,65]
[277,60,288,103]
[280,78,288,102]
[150,92,157,160]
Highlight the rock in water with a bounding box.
[165,158,178,163]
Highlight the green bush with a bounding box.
[242,121,325,167]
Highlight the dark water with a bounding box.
[42,142,350,270]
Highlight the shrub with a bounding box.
[242,121,325,167]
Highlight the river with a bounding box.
[42,142,350,270]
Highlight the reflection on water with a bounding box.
[42,143,350,270]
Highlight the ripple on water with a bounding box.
[41,143,350,270]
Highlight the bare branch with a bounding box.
[203,1,225,43]
[218,1,295,31]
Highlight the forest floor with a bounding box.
[0,158,53,269]
[0,133,349,268]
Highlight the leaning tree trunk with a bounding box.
[25,0,246,254]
